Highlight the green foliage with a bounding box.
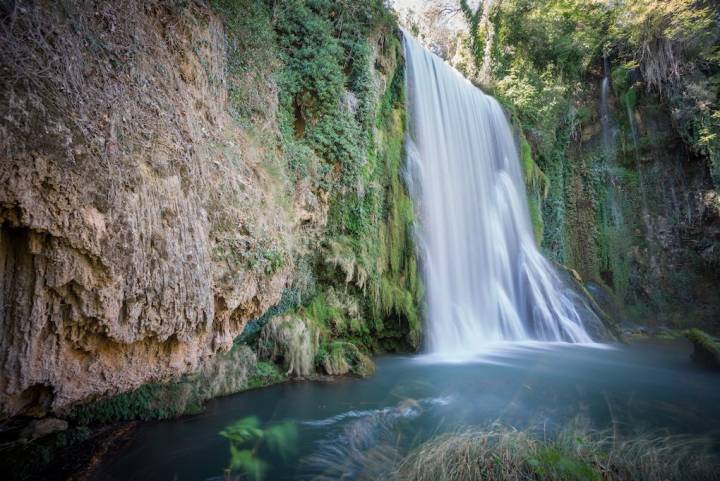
[529,446,600,481]
[249,362,286,389]
[220,416,298,480]
[277,11,342,116]
[70,382,195,424]
[686,328,720,356]
[210,0,421,356]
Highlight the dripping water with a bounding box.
[599,56,624,230]
[600,56,612,155]
[625,101,659,274]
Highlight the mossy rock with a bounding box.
[320,341,375,378]
[686,329,720,370]
[69,344,259,424]
[258,315,318,378]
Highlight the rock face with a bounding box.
[0,1,323,417]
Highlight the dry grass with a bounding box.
[388,420,719,481]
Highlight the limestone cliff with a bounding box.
[0,1,320,417]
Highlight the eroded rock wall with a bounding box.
[0,1,321,417]
[561,72,720,327]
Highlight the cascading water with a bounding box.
[402,32,593,355]
[599,57,623,229]
[600,57,613,154]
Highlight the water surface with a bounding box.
[91,340,720,480]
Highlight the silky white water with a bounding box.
[402,33,592,355]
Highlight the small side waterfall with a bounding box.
[600,57,613,154]
[599,57,623,229]
[402,33,593,355]
[626,101,659,273]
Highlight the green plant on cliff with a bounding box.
[271,0,421,352]
[317,36,421,352]
[610,0,720,189]
[209,0,422,356]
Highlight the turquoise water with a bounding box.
[90,340,720,480]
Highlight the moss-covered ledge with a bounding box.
[686,329,720,370]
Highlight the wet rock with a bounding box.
[20,418,68,442]
[553,264,621,342]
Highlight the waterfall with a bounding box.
[402,32,593,355]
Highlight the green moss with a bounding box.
[686,329,719,352]
[527,195,545,245]
[686,328,720,369]
[317,340,375,377]
[70,382,193,424]
[70,344,265,424]
[248,362,286,388]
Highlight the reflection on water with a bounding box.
[90,341,720,480]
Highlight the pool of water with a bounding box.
[90,340,720,480]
